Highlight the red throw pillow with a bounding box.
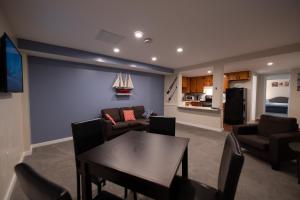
[123,110,136,121]
[105,113,116,125]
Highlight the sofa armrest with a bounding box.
[269,132,300,167]
[233,124,258,135]
[150,112,158,117]
[100,119,113,141]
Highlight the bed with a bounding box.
[265,97,289,114]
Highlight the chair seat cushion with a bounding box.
[112,122,129,130]
[237,134,269,150]
[171,176,218,200]
[94,191,123,200]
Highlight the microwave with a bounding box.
[185,95,195,101]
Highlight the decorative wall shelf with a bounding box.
[113,73,134,96]
[116,93,132,96]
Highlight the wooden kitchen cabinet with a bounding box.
[224,75,229,91]
[225,71,250,81]
[183,71,249,94]
[196,77,204,92]
[190,77,197,93]
[237,71,250,80]
[182,76,191,93]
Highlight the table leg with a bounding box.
[81,162,92,200]
[182,147,188,179]
[297,155,300,184]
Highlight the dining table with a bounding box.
[78,130,189,200]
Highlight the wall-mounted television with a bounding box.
[0,33,23,93]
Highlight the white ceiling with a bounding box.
[180,52,300,76]
[1,0,300,69]
[225,52,300,74]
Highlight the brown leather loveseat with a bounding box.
[233,114,300,170]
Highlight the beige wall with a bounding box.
[0,9,30,199]
[288,68,300,123]
[164,74,223,132]
[256,74,266,118]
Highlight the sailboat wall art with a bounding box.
[112,73,134,95]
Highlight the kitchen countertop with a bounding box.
[177,105,220,112]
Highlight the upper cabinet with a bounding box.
[190,77,197,93]
[225,71,250,81]
[182,71,250,93]
[182,76,191,93]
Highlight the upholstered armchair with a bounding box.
[233,114,300,170]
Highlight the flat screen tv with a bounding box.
[0,33,23,92]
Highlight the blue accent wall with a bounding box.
[28,56,164,144]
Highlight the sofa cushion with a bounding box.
[123,110,136,121]
[258,115,298,137]
[104,113,116,125]
[119,107,132,121]
[112,122,129,130]
[126,121,140,127]
[102,108,121,122]
[132,106,145,119]
[237,135,269,150]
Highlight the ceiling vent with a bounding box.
[95,29,125,45]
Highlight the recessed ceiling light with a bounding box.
[130,64,137,68]
[177,47,183,53]
[134,31,144,39]
[208,70,212,74]
[96,58,105,62]
[113,48,120,53]
[151,57,157,61]
[144,38,153,44]
[267,62,273,66]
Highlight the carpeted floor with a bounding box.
[11,124,300,200]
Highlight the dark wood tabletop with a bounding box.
[78,131,189,200]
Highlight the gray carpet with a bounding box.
[11,124,300,200]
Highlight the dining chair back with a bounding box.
[71,118,105,200]
[15,163,72,200]
[171,133,244,200]
[149,116,176,136]
[71,118,105,156]
[217,133,244,200]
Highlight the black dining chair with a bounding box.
[71,118,131,200]
[15,163,122,200]
[171,133,244,200]
[149,116,176,136]
[71,118,106,200]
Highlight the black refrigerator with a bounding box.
[224,88,247,125]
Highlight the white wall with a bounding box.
[266,79,289,99]
[0,9,31,200]
[164,74,223,132]
[288,68,300,123]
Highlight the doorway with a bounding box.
[264,74,290,117]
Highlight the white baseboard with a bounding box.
[4,150,30,200]
[177,121,224,132]
[31,136,73,149]
[4,137,72,200]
